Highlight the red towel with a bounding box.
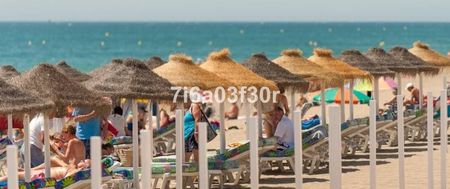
[0,116,24,130]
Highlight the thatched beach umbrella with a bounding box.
[88,59,122,78]
[10,63,108,117]
[153,54,233,90]
[365,48,418,96]
[339,50,395,78]
[85,58,177,187]
[273,49,342,125]
[146,56,165,70]
[85,58,174,100]
[242,53,309,92]
[242,53,309,119]
[389,46,440,107]
[200,49,277,90]
[272,49,342,90]
[309,48,370,121]
[0,79,54,183]
[200,49,278,139]
[308,48,370,80]
[0,65,20,80]
[55,60,92,82]
[9,63,109,178]
[339,50,396,113]
[0,79,54,115]
[154,54,234,153]
[389,47,440,76]
[409,41,450,67]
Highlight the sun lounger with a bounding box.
[113,160,243,189]
[148,137,277,186]
[0,157,116,189]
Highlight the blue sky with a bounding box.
[1,0,449,22]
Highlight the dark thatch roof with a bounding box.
[364,48,418,76]
[241,53,309,92]
[84,58,175,100]
[0,79,54,115]
[339,50,395,78]
[55,60,92,82]
[88,59,122,78]
[200,49,278,90]
[308,48,370,80]
[0,65,20,81]
[9,63,109,117]
[409,41,450,67]
[153,54,234,90]
[145,56,165,70]
[388,47,440,76]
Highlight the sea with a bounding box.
[0,22,449,72]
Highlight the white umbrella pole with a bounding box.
[290,88,295,119]
[175,110,184,189]
[23,114,31,182]
[131,99,140,189]
[155,102,160,130]
[397,74,402,95]
[349,81,354,120]
[249,117,259,189]
[293,111,303,189]
[257,101,263,138]
[440,89,448,189]
[147,101,153,130]
[219,101,226,153]
[198,122,208,189]
[91,137,101,189]
[7,114,13,140]
[43,113,51,177]
[320,85,327,126]
[245,99,251,140]
[340,82,346,122]
[374,76,380,114]
[140,130,152,189]
[419,73,424,109]
[7,145,18,189]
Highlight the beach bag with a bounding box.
[199,108,218,142]
[189,106,217,143]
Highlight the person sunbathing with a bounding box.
[403,83,420,108]
[0,160,90,182]
[224,102,239,120]
[50,123,85,166]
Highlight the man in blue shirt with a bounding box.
[72,107,100,158]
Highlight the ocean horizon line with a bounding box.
[1,20,450,24]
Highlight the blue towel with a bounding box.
[301,115,320,130]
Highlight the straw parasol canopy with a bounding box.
[200,49,278,90]
[339,50,396,78]
[89,59,122,78]
[308,48,370,80]
[153,54,233,90]
[0,65,20,80]
[272,49,342,90]
[85,58,175,100]
[146,56,165,70]
[0,79,54,115]
[9,63,109,117]
[364,48,418,77]
[241,53,309,92]
[55,60,92,82]
[388,47,440,76]
[408,41,450,67]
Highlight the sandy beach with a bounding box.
[203,71,450,189]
